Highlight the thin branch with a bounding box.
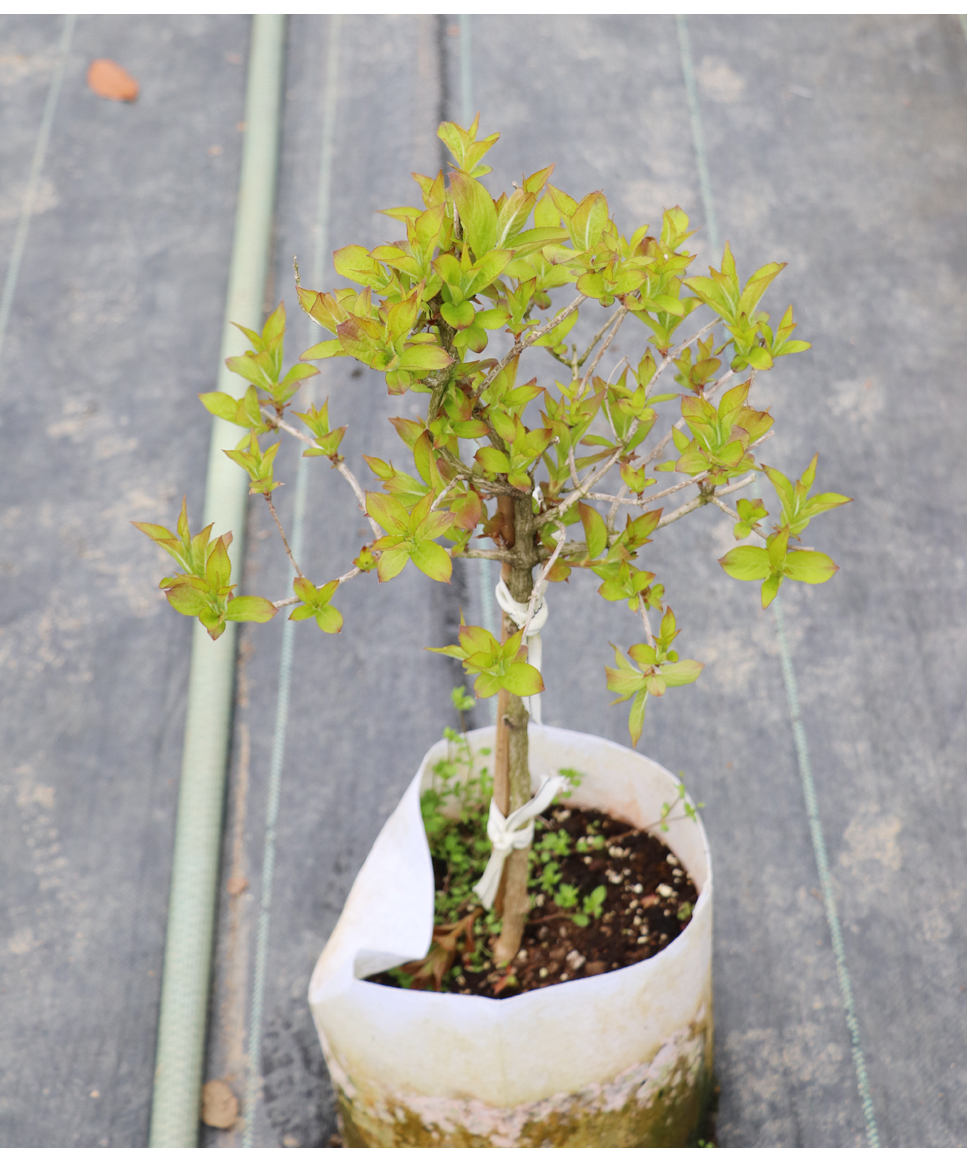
[710,496,743,523]
[473,293,587,400]
[650,319,717,383]
[601,394,618,439]
[536,417,770,537]
[546,539,589,560]
[544,343,576,370]
[582,469,758,525]
[567,439,580,490]
[534,442,630,529]
[715,472,759,497]
[628,320,720,468]
[586,475,700,507]
[705,365,756,402]
[637,595,655,648]
[524,911,576,927]
[444,315,736,528]
[654,469,760,531]
[585,491,653,506]
[272,564,364,609]
[436,446,524,497]
[270,412,314,447]
[429,475,460,512]
[575,315,617,371]
[535,407,651,529]
[577,306,627,394]
[265,493,305,579]
[641,416,688,468]
[645,474,707,502]
[607,482,628,532]
[606,355,630,387]
[471,473,526,497]
[654,492,705,529]
[262,407,382,535]
[608,807,696,844]
[436,446,474,481]
[426,373,450,428]
[520,523,565,639]
[539,471,753,562]
[336,461,382,538]
[704,368,735,399]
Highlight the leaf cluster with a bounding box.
[719,455,849,607]
[428,620,544,699]
[138,117,847,745]
[133,499,276,640]
[200,302,318,433]
[605,608,703,746]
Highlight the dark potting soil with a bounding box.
[368,804,698,1000]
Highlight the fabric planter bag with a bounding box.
[308,724,713,1148]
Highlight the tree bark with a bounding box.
[491,498,515,821]
[492,496,538,966]
[493,689,530,965]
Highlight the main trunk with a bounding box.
[492,496,537,966]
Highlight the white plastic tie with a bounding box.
[494,578,548,723]
[473,774,567,909]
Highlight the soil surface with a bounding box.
[369,805,698,1000]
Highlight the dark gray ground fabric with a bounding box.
[3,13,967,1149]
[0,14,249,1147]
[200,16,467,1149]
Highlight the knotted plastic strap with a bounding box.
[494,579,548,723]
[473,774,568,909]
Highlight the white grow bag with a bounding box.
[308,724,713,1148]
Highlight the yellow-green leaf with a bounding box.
[578,501,608,559]
[719,545,771,581]
[409,539,452,583]
[783,550,838,585]
[501,661,544,697]
[226,595,277,623]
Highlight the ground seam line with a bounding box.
[242,16,342,1148]
[0,14,75,370]
[676,14,880,1149]
[674,16,718,270]
[773,599,880,1146]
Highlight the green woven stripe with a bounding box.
[149,16,287,1147]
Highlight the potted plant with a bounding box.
[137,117,846,1147]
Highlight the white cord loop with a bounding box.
[494,578,548,723]
[473,774,567,909]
